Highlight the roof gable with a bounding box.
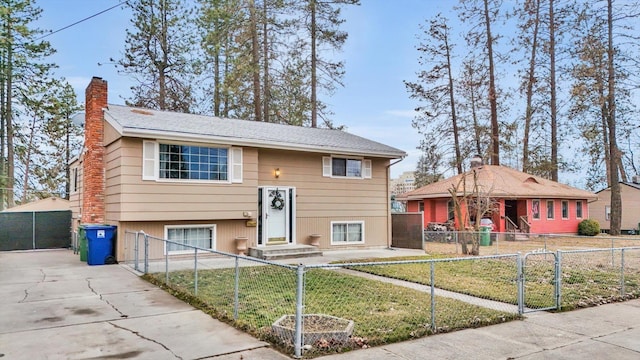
[103,104,406,159]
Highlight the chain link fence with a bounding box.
[425,230,640,255]
[122,230,640,358]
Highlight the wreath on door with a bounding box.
[270,191,285,210]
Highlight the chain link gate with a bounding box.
[520,252,559,313]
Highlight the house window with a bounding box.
[160,144,228,180]
[143,141,242,183]
[561,200,569,219]
[447,200,454,220]
[605,205,611,221]
[322,156,372,179]
[576,201,583,219]
[331,221,364,244]
[532,199,540,220]
[547,200,555,220]
[165,225,215,253]
[419,201,425,213]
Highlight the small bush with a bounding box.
[578,219,600,236]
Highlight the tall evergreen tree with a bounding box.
[117,0,196,112]
[0,0,56,208]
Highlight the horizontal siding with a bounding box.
[112,140,259,221]
[258,149,390,219]
[115,219,257,260]
[296,216,388,248]
[105,138,123,220]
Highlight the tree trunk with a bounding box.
[158,0,168,110]
[522,0,541,174]
[248,0,262,121]
[445,35,462,174]
[483,0,499,166]
[549,0,558,181]
[310,0,317,128]
[262,0,270,123]
[6,23,15,208]
[606,0,621,236]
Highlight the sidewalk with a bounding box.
[1,248,639,359]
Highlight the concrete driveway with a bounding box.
[0,249,288,360]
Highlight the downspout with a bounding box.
[386,157,405,249]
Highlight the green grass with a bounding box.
[335,254,640,311]
[145,264,519,357]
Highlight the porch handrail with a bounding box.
[519,216,531,234]
[505,217,518,232]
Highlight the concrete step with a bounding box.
[248,244,323,260]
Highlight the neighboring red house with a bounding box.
[397,162,597,234]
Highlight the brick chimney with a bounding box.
[82,77,108,224]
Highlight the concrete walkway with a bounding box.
[0,249,288,360]
[2,248,640,359]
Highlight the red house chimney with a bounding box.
[82,77,108,224]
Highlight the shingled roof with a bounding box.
[103,104,406,159]
[398,165,596,201]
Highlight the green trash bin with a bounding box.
[78,226,87,262]
[480,226,491,246]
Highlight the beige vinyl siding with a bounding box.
[591,184,640,231]
[115,219,256,260]
[69,159,82,231]
[104,119,120,146]
[297,216,388,249]
[107,139,259,222]
[257,149,391,247]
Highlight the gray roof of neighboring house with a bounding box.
[103,104,407,159]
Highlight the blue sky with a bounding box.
[36,0,455,178]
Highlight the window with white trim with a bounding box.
[576,201,583,219]
[322,156,371,179]
[547,200,555,220]
[143,141,242,183]
[331,221,364,244]
[165,225,215,253]
[532,199,540,220]
[605,205,611,221]
[561,200,569,219]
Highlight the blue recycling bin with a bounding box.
[84,225,117,265]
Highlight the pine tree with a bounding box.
[0,0,56,208]
[117,0,196,112]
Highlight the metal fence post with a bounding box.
[234,256,240,320]
[165,243,169,284]
[556,251,562,311]
[620,248,625,296]
[294,264,305,358]
[517,253,524,315]
[143,232,149,274]
[194,248,199,296]
[430,261,436,332]
[134,231,140,271]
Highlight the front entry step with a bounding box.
[248,244,323,260]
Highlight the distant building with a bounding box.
[390,171,416,196]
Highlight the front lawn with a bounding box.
[144,264,519,357]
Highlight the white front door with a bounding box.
[259,187,295,245]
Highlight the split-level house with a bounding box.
[397,158,597,234]
[69,77,406,260]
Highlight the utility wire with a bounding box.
[36,1,128,41]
